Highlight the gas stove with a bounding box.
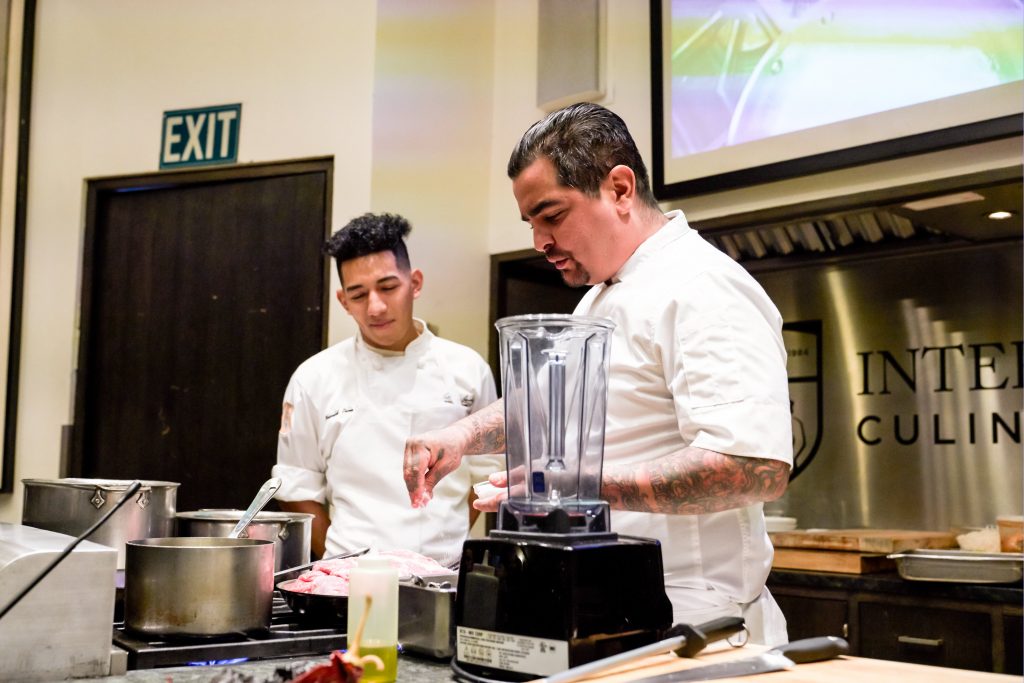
[113,593,348,670]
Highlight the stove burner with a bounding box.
[187,657,250,667]
[113,594,348,670]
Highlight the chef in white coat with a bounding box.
[403,104,793,644]
[273,212,499,565]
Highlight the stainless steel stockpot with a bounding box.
[21,478,179,570]
[124,536,274,636]
[175,509,312,571]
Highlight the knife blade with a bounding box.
[536,616,745,683]
[632,636,849,683]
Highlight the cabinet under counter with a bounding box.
[767,569,1023,675]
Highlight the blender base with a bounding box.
[452,534,673,682]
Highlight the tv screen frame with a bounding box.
[650,0,1024,200]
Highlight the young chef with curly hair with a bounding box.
[273,212,499,565]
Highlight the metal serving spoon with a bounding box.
[228,477,282,539]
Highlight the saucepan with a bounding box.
[122,478,284,637]
[124,536,275,637]
[21,478,179,570]
[176,509,313,572]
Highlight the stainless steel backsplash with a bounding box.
[755,240,1023,531]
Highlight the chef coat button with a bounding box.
[417,359,426,369]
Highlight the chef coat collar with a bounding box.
[355,317,431,358]
[603,210,691,286]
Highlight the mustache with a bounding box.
[544,248,572,262]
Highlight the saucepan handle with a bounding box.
[273,546,371,579]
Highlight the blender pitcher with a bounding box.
[495,314,614,535]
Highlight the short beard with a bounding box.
[560,263,591,288]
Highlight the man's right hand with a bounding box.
[403,425,469,508]
[403,398,506,508]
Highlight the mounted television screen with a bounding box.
[651,0,1024,199]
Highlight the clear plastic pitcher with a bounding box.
[495,314,614,535]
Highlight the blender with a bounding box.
[452,315,672,681]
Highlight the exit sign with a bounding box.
[160,103,241,169]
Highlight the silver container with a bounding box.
[399,572,458,657]
[21,478,179,570]
[175,509,312,572]
[888,549,1024,584]
[124,536,274,636]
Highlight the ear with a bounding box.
[336,287,350,314]
[605,165,637,214]
[410,268,424,299]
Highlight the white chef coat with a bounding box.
[574,210,793,645]
[272,320,500,567]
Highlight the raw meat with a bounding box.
[289,550,450,596]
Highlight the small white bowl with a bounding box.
[472,481,504,499]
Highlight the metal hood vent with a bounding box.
[706,209,933,261]
[692,171,1022,267]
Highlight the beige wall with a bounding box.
[0,0,380,522]
[367,0,496,355]
[486,0,655,256]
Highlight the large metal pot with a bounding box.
[176,509,312,571]
[21,478,179,570]
[124,537,274,636]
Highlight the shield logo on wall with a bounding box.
[782,320,823,480]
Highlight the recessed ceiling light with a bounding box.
[987,210,1015,220]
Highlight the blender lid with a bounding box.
[495,313,615,331]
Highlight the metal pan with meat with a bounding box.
[277,549,457,626]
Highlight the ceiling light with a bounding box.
[987,210,1015,220]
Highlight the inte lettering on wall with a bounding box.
[855,342,1022,446]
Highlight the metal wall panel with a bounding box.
[756,241,1023,530]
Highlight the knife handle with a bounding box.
[669,616,746,657]
[775,636,849,664]
[694,616,746,644]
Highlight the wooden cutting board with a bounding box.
[772,548,895,574]
[769,529,957,553]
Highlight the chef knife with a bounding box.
[632,636,849,683]
[537,616,745,683]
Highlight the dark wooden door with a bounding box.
[71,159,331,512]
[489,251,586,385]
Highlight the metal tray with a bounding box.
[888,549,1024,584]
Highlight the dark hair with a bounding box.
[507,102,659,210]
[324,212,412,280]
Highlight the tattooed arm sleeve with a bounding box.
[601,447,790,514]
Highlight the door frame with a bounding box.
[67,156,333,478]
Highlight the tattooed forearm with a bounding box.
[603,447,790,515]
[459,399,506,455]
[602,477,646,511]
